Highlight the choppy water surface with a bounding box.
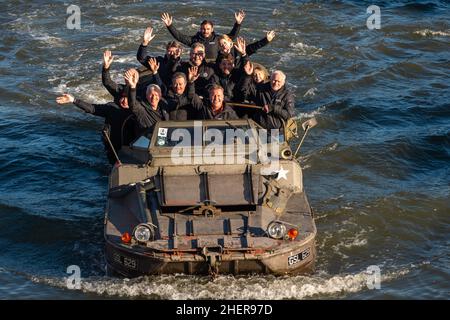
[0,0,449,299]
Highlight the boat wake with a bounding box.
[27,267,410,299]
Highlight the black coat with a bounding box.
[252,83,296,130]
[102,66,154,103]
[167,23,241,61]
[239,76,295,129]
[209,55,248,102]
[72,99,137,163]
[187,83,239,120]
[175,61,215,98]
[136,44,182,87]
[129,88,170,133]
[165,89,195,120]
[215,37,270,69]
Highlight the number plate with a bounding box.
[112,252,137,270]
[287,248,311,266]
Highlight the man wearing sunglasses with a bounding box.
[175,42,215,98]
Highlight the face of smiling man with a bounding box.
[172,76,186,95]
[209,88,224,112]
[146,88,161,110]
[200,22,213,38]
[190,47,205,66]
[270,72,286,92]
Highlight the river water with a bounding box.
[0,0,449,299]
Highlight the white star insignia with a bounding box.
[275,166,289,181]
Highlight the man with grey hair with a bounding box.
[125,69,170,133]
[246,68,295,129]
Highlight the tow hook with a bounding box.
[201,246,222,280]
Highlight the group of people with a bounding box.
[56,10,295,163]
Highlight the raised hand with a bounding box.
[266,30,276,42]
[148,57,160,74]
[188,66,199,83]
[244,60,254,76]
[161,13,173,27]
[234,37,247,56]
[56,93,75,104]
[103,50,114,69]
[124,69,139,89]
[235,10,246,24]
[142,26,156,45]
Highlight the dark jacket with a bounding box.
[175,61,215,98]
[165,88,196,121]
[102,67,126,104]
[129,88,170,133]
[167,23,241,61]
[216,37,270,69]
[209,55,248,102]
[136,44,182,87]
[72,99,137,162]
[102,66,153,103]
[252,83,296,130]
[237,78,296,129]
[188,83,239,120]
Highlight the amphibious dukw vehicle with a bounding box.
[104,118,316,276]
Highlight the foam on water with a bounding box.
[295,105,327,120]
[414,29,450,37]
[28,267,410,299]
[289,42,324,57]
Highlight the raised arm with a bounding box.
[147,57,167,95]
[187,66,204,111]
[161,12,193,46]
[246,30,275,56]
[137,27,156,67]
[124,69,146,117]
[56,93,110,117]
[102,50,125,98]
[227,10,245,40]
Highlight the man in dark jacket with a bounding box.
[175,42,215,98]
[164,72,195,120]
[187,66,238,120]
[239,67,295,130]
[55,93,136,163]
[161,10,245,61]
[136,26,183,87]
[208,53,248,102]
[125,69,170,133]
[102,50,155,102]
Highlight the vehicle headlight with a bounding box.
[267,221,287,239]
[133,224,153,243]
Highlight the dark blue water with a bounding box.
[0,0,449,299]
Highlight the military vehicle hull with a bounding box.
[105,189,316,277]
[104,120,317,277]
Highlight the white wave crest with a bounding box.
[303,87,318,97]
[289,42,323,57]
[295,105,326,120]
[29,267,409,299]
[414,29,450,37]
